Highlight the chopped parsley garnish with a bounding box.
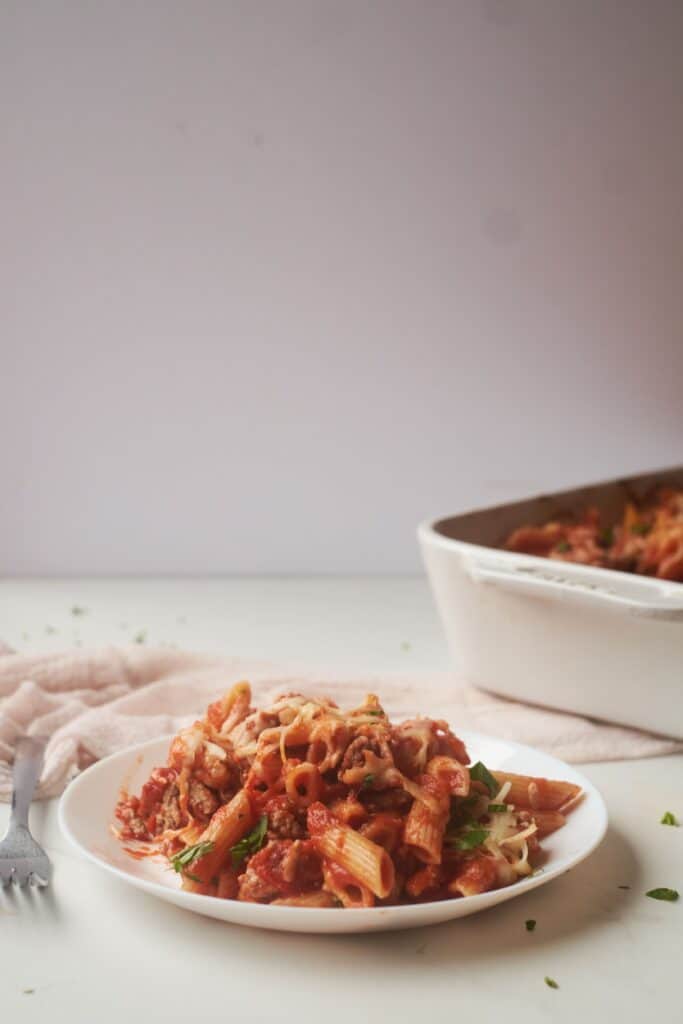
[171,840,214,874]
[362,774,375,788]
[71,605,87,616]
[23,989,35,996]
[447,827,488,851]
[599,526,614,548]
[646,887,679,902]
[630,521,650,536]
[556,541,571,553]
[544,977,559,990]
[487,803,508,813]
[660,811,678,826]
[366,709,383,717]
[525,919,536,932]
[469,761,498,797]
[230,814,268,867]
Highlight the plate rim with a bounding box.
[58,729,608,928]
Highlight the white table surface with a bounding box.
[0,577,681,1023]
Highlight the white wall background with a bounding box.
[2,0,682,574]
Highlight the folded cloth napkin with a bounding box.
[1,645,681,800]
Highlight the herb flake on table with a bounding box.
[230,814,268,867]
[660,811,678,826]
[134,630,147,644]
[171,840,214,874]
[71,605,88,616]
[525,919,536,932]
[469,761,498,796]
[646,887,679,902]
[544,977,559,990]
[23,989,35,996]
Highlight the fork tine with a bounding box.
[29,871,49,888]
[1,866,15,886]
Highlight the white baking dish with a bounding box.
[418,466,683,739]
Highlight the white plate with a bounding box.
[59,731,607,934]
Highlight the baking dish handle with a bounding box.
[468,563,683,622]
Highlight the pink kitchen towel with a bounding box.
[1,645,681,800]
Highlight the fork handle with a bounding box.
[11,737,46,829]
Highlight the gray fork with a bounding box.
[0,736,52,887]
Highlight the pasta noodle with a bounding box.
[504,485,683,581]
[114,683,582,908]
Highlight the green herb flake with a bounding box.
[525,919,536,932]
[469,761,499,797]
[447,793,479,831]
[447,827,489,851]
[361,774,376,788]
[646,887,679,902]
[23,989,35,996]
[134,630,147,644]
[230,814,268,867]
[487,803,508,813]
[366,709,383,717]
[170,840,214,874]
[71,605,87,616]
[599,527,614,548]
[400,641,412,651]
[660,811,678,826]
[544,977,559,990]
[556,541,571,553]
[630,522,650,536]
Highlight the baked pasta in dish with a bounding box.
[504,486,683,581]
[115,684,581,907]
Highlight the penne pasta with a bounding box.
[308,802,394,899]
[322,863,374,908]
[503,484,683,582]
[448,854,499,898]
[116,687,583,910]
[491,772,581,811]
[285,762,323,807]
[329,796,368,829]
[404,800,447,864]
[359,813,403,853]
[527,809,566,838]
[186,790,255,883]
